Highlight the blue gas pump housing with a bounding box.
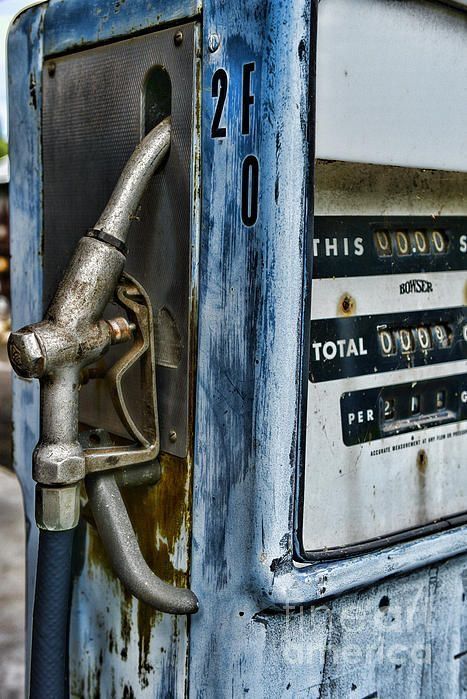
[8,0,467,696]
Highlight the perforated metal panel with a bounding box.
[42,23,197,457]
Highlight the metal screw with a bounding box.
[47,62,56,78]
[174,30,183,47]
[208,33,221,53]
[169,430,177,443]
[106,316,135,344]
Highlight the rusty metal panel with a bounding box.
[42,24,196,458]
[69,451,193,697]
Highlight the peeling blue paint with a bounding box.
[189,0,467,695]
[44,0,201,56]
[8,0,467,696]
[8,3,46,692]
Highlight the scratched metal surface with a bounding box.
[44,0,201,56]
[42,24,196,458]
[8,0,467,697]
[8,2,201,697]
[189,0,467,696]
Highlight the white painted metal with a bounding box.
[303,361,467,551]
[312,271,466,319]
[315,0,467,171]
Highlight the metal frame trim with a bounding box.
[8,3,47,691]
[266,526,467,608]
[43,0,202,56]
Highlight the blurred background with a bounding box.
[0,2,35,697]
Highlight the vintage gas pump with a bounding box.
[7,0,467,697]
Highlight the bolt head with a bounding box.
[208,33,221,53]
[8,328,46,378]
[34,442,85,485]
[36,484,80,531]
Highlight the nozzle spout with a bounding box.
[93,116,171,245]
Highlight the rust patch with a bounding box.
[123,454,189,585]
[338,292,356,316]
[87,519,134,653]
[87,522,113,577]
[120,592,133,650]
[416,448,429,523]
[123,451,190,678]
[417,448,428,475]
[85,449,191,684]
